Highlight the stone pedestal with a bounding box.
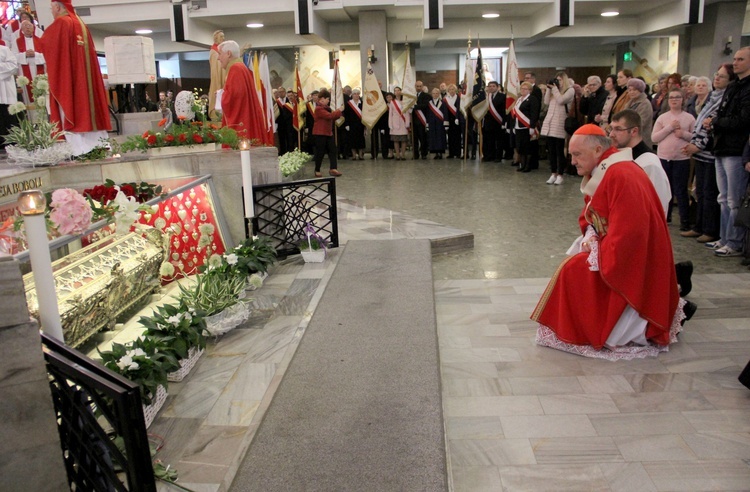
[114,111,162,136]
[0,257,67,491]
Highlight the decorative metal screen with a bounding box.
[248,177,339,258]
[41,334,156,492]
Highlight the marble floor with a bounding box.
[149,155,749,491]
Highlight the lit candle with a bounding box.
[239,140,254,218]
[18,190,64,342]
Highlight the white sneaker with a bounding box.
[554,175,564,185]
[546,174,556,184]
[714,246,743,257]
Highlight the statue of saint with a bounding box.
[208,30,226,121]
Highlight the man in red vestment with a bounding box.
[13,20,45,104]
[531,124,682,360]
[38,0,111,156]
[217,40,271,145]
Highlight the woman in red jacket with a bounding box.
[313,89,343,177]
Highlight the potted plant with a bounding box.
[298,223,327,263]
[138,302,208,382]
[98,336,179,427]
[279,148,312,179]
[177,272,249,336]
[4,74,73,167]
[200,235,277,281]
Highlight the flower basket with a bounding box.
[6,142,73,168]
[167,347,204,382]
[301,249,326,263]
[142,384,167,428]
[205,301,250,337]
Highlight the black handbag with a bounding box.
[564,98,581,136]
[734,184,750,228]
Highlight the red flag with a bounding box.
[293,65,305,131]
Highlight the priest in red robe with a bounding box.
[531,124,682,360]
[217,40,272,145]
[38,0,111,156]
[13,20,45,104]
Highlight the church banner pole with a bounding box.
[464,32,471,162]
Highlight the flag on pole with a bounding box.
[361,63,387,130]
[460,43,474,118]
[401,49,417,112]
[293,63,305,132]
[470,43,488,122]
[504,38,520,111]
[332,58,345,127]
[259,53,276,136]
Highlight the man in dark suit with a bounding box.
[523,72,542,169]
[482,81,506,162]
[412,80,431,159]
[579,75,608,124]
[275,87,296,155]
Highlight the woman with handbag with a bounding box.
[540,71,574,185]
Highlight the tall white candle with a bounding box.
[240,144,255,218]
[23,213,64,341]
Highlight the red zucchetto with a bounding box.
[573,124,607,136]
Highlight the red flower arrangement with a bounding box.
[192,134,203,144]
[83,179,164,205]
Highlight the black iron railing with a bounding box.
[41,334,156,492]
[246,177,339,258]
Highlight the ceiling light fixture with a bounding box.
[246,23,264,28]
[482,13,500,19]
[135,29,153,35]
[600,10,619,17]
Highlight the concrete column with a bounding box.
[359,11,389,89]
[0,257,67,491]
[686,1,745,77]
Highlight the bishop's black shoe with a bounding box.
[681,300,697,326]
[675,261,694,297]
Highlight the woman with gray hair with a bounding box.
[685,76,711,117]
[625,78,654,147]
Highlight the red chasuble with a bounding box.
[221,58,271,144]
[531,156,679,349]
[37,12,110,133]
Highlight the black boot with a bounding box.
[675,261,693,297]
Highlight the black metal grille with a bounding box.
[247,177,339,258]
[41,334,156,492]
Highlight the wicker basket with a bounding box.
[205,302,250,337]
[301,250,325,263]
[142,384,167,428]
[167,347,204,382]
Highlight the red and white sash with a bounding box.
[428,100,444,121]
[510,97,531,129]
[278,98,294,113]
[307,101,316,117]
[347,99,362,119]
[443,96,458,117]
[391,99,406,121]
[488,93,503,124]
[415,109,427,126]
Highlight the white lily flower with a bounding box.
[113,191,141,235]
[167,315,182,325]
[225,253,238,265]
[117,354,134,371]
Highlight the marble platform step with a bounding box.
[230,239,448,491]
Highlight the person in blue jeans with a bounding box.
[706,47,750,257]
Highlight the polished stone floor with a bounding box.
[149,155,749,491]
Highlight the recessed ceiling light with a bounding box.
[600,10,619,17]
[482,13,500,19]
[246,23,264,28]
[135,29,153,35]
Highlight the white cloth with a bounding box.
[634,151,672,217]
[0,45,18,105]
